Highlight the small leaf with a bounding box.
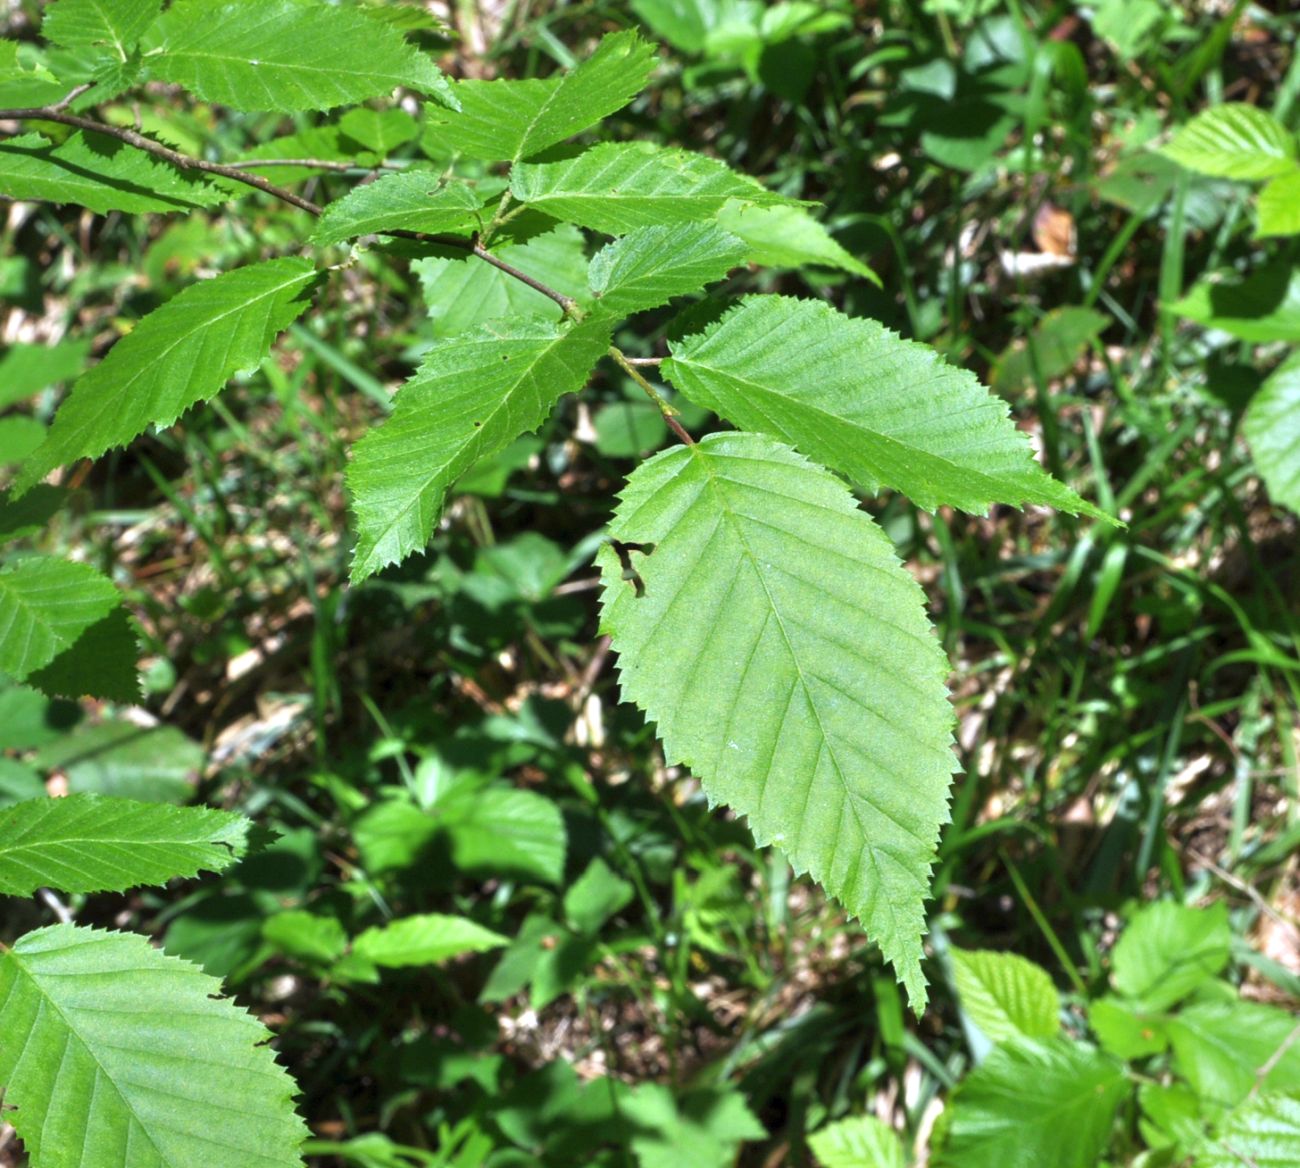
[42,0,160,55]
[587,223,747,315]
[311,173,485,246]
[563,857,634,935]
[0,557,119,681]
[598,433,955,1007]
[951,949,1060,1043]
[0,131,224,215]
[1172,262,1300,342]
[664,296,1105,517]
[1258,171,1300,237]
[263,910,347,966]
[428,30,657,162]
[1110,901,1230,1011]
[338,107,419,155]
[1201,1092,1300,1168]
[0,339,91,409]
[934,1037,1126,1168]
[1167,1000,1300,1109]
[511,140,796,235]
[0,793,251,897]
[15,257,318,496]
[351,913,506,969]
[149,0,455,113]
[1162,104,1298,181]
[0,487,67,545]
[415,224,589,337]
[32,720,204,804]
[809,1115,906,1168]
[348,316,610,580]
[1244,353,1300,515]
[717,201,879,282]
[0,923,307,1168]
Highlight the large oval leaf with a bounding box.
[597,433,955,1006]
[0,923,306,1168]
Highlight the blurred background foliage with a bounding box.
[2,0,1299,1165]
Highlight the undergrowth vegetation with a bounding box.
[1,1,1299,1166]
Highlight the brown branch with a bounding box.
[0,105,584,311]
[0,105,325,214]
[609,346,695,446]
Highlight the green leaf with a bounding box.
[262,910,347,966]
[1089,996,1168,1060]
[951,949,1060,1043]
[414,224,589,337]
[442,785,568,885]
[0,557,119,681]
[1201,1093,1300,1168]
[1258,172,1300,237]
[0,131,224,214]
[597,433,955,1006]
[991,306,1110,393]
[1245,353,1300,515]
[1172,263,1300,343]
[809,1115,906,1168]
[624,1083,764,1168]
[427,30,657,162]
[25,606,141,703]
[587,223,747,316]
[311,173,486,246]
[338,107,418,155]
[1161,104,1298,181]
[935,1037,1126,1168]
[42,0,160,56]
[0,923,306,1168]
[663,296,1104,517]
[1111,901,1230,1011]
[0,339,91,410]
[0,793,251,897]
[32,720,204,804]
[0,487,67,545]
[348,316,610,580]
[593,400,669,458]
[1167,1000,1300,1109]
[716,201,879,282]
[148,0,455,113]
[15,258,318,496]
[351,913,506,969]
[563,857,635,935]
[510,141,795,235]
[0,42,65,106]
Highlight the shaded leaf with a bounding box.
[664,296,1104,516]
[149,0,455,113]
[0,923,307,1168]
[597,433,955,1006]
[0,131,223,214]
[25,605,140,703]
[0,793,251,896]
[1171,263,1300,343]
[15,258,319,496]
[0,557,119,681]
[348,316,610,580]
[32,720,204,804]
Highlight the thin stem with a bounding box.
[50,83,94,113]
[622,356,662,367]
[229,157,410,173]
[0,105,325,214]
[0,103,583,313]
[609,346,694,446]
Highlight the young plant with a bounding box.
[1,4,1110,1163]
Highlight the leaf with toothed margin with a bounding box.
[0,793,252,897]
[347,316,611,581]
[597,433,955,1008]
[0,922,307,1168]
[663,295,1110,519]
[13,258,318,497]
